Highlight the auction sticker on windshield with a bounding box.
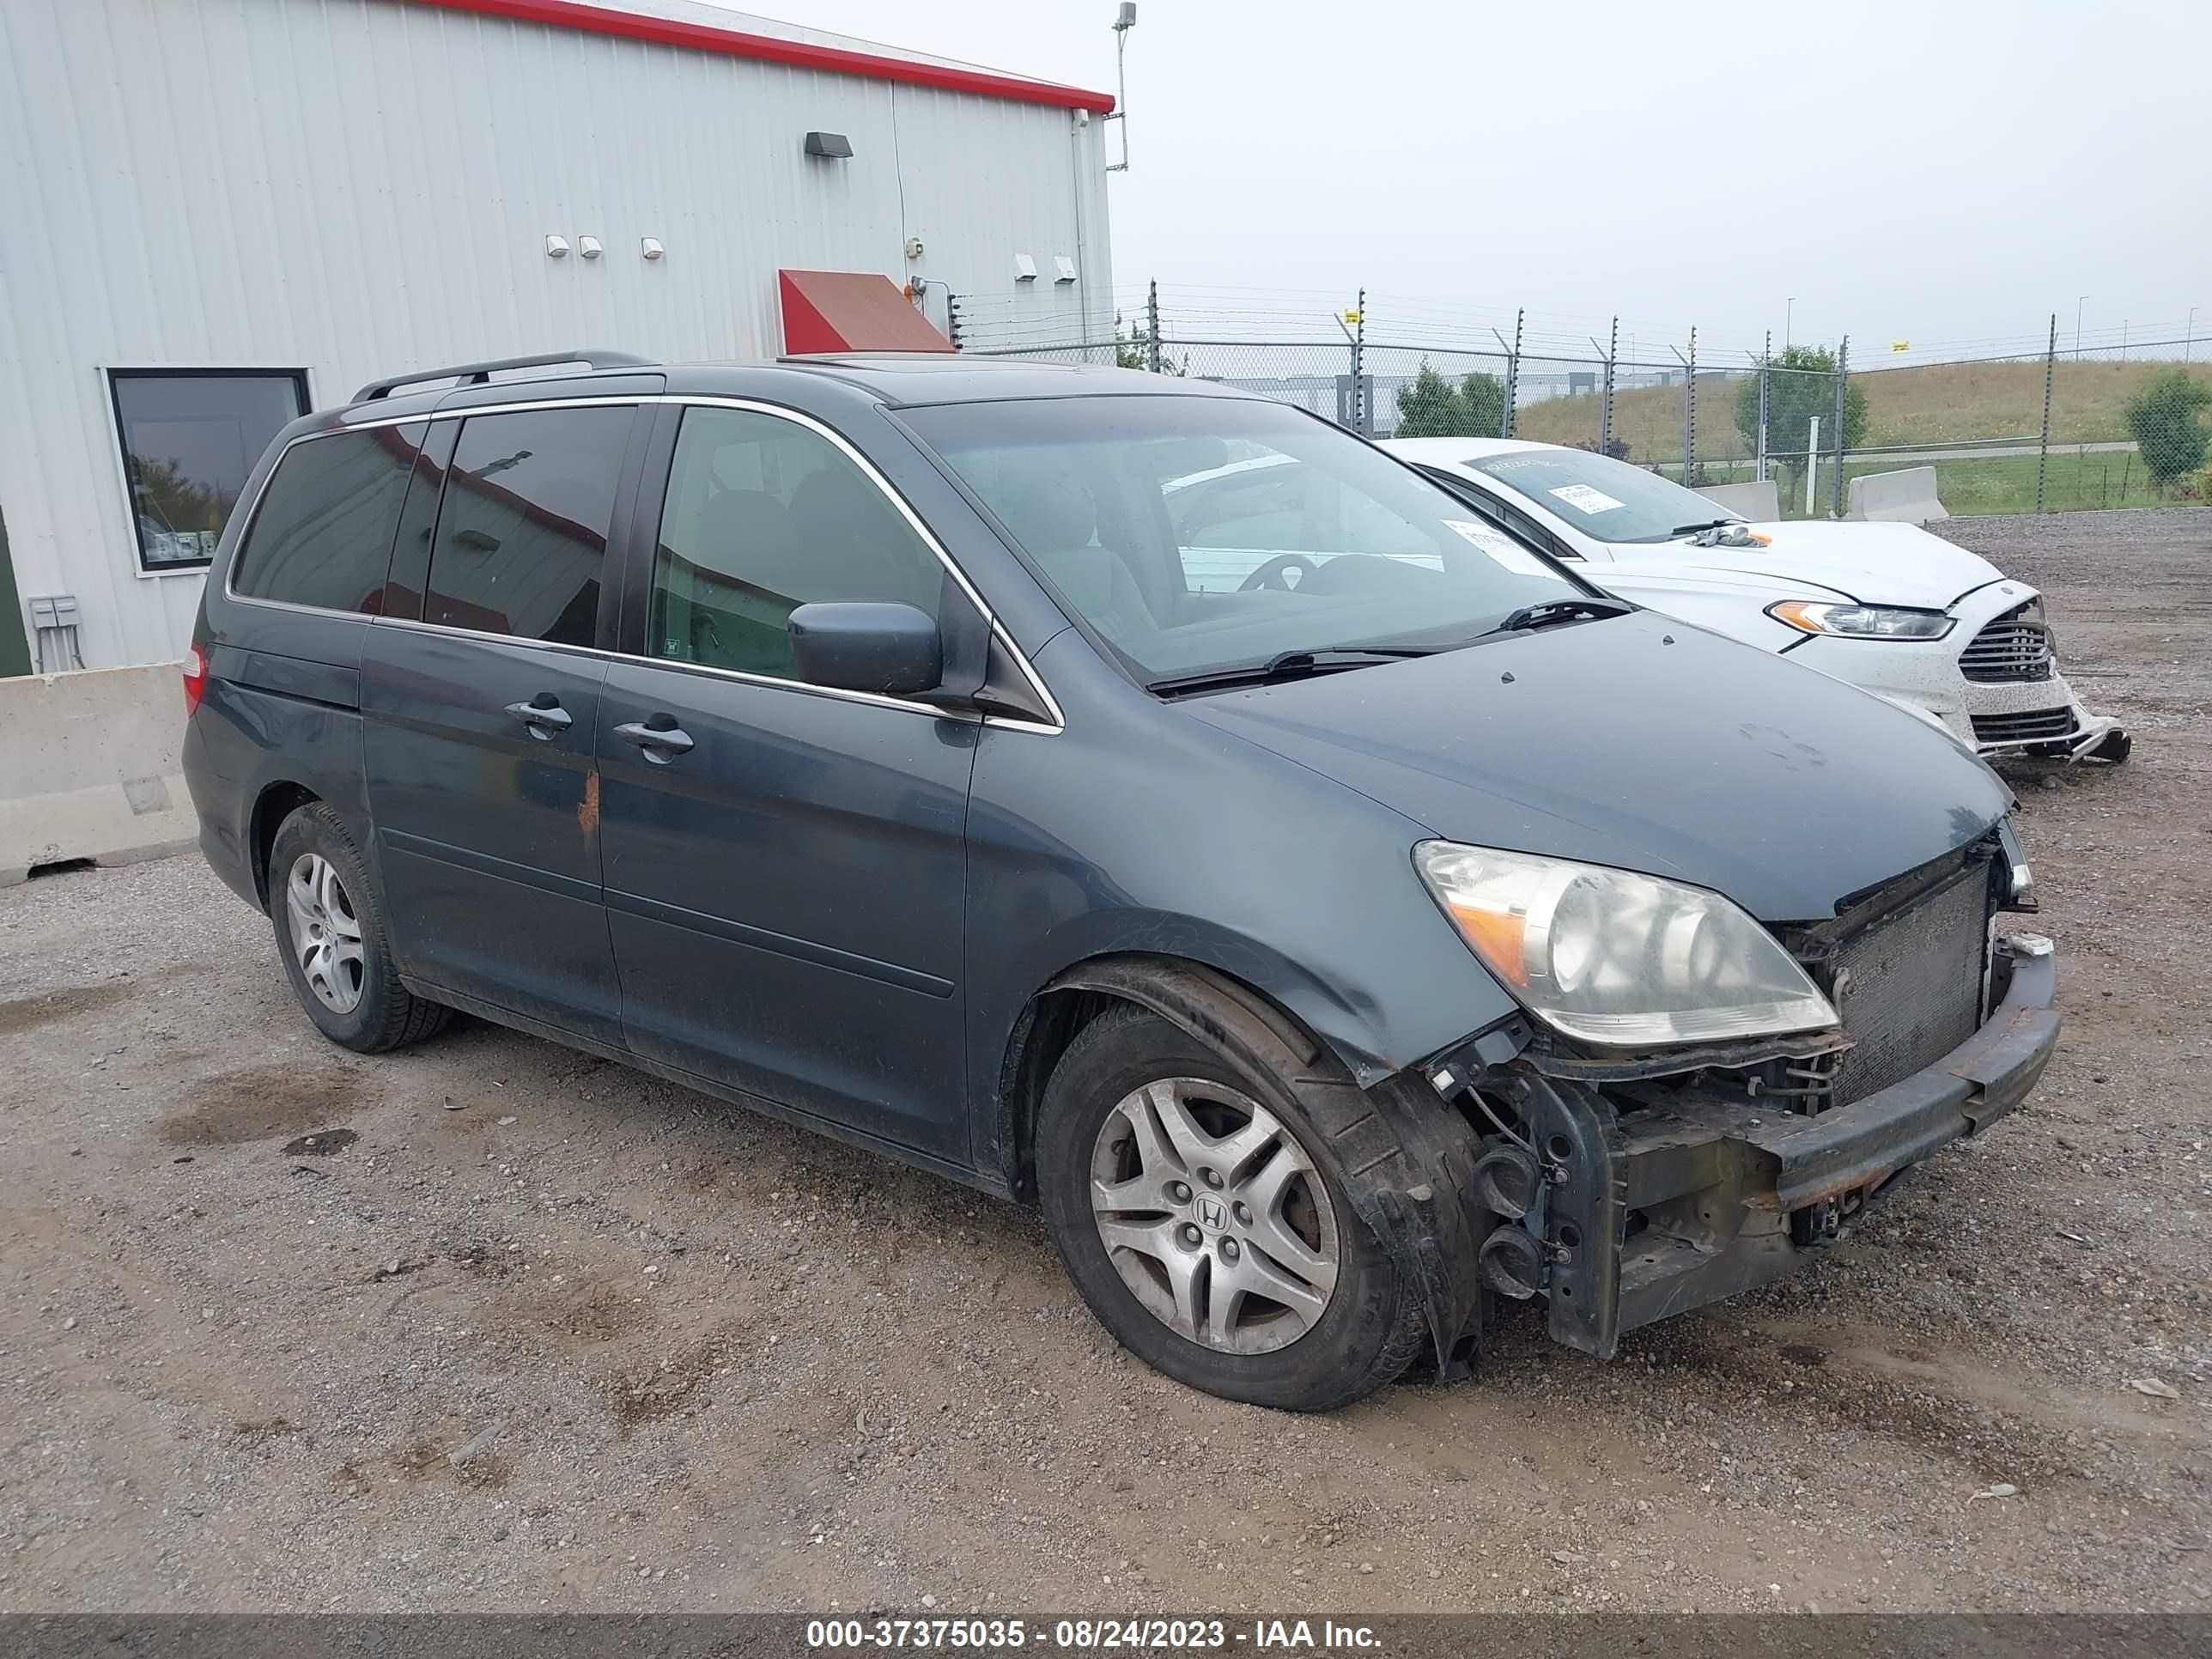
[1550,483,1626,515]
[1444,520,1555,577]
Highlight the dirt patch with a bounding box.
[447,1241,520,1279]
[0,981,135,1038]
[606,1332,733,1431]
[282,1127,358,1158]
[519,1272,659,1344]
[158,1066,359,1147]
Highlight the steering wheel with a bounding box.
[1238,553,1320,592]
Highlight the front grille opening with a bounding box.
[1972,707,2077,745]
[1960,604,2054,684]
[1809,867,1992,1104]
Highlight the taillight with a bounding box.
[182,645,208,716]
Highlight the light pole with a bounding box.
[1784,297,1795,355]
[2187,307,2197,365]
[2075,295,2087,361]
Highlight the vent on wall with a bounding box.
[804,131,854,159]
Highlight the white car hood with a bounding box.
[1607,520,2002,609]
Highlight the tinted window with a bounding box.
[423,407,633,645]
[111,369,309,571]
[231,424,423,613]
[649,407,943,678]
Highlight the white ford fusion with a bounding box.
[1380,437,2127,763]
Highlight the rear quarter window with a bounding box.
[230,424,424,613]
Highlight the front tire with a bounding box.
[1037,1004,1425,1410]
[268,803,448,1053]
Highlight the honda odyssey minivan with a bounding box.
[183,350,2058,1411]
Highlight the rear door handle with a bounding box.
[504,697,574,738]
[613,718,695,762]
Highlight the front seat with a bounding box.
[993,474,1158,653]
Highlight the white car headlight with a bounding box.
[1414,842,1838,1048]
[1767,600,1954,640]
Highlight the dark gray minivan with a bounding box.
[183,350,2057,1410]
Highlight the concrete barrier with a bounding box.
[1846,465,1949,525]
[1695,480,1780,521]
[1,664,198,885]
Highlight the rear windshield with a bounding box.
[230,425,422,613]
[902,396,1586,684]
[1462,447,1741,544]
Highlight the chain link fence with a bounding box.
[952,285,2212,520]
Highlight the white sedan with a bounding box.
[1381,437,2127,763]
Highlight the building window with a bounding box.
[108,369,310,573]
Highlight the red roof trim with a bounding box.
[404,0,1115,112]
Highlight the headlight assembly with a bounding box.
[1413,842,1838,1048]
[1766,600,1954,640]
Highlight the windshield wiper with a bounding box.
[1669,518,1737,537]
[1492,596,1634,634]
[1149,645,1436,696]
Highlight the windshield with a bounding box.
[902,396,1590,685]
[1464,447,1741,544]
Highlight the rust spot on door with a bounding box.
[578,769,601,836]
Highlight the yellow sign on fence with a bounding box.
[1890,340,1911,353]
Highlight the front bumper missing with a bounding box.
[1498,934,2057,1359]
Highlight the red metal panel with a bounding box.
[778,271,954,355]
[402,0,1115,112]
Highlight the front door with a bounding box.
[361,402,642,1044]
[597,402,976,1158]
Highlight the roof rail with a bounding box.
[353,349,656,404]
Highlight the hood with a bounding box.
[1188,611,2010,922]
[1615,520,2002,610]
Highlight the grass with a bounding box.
[1501,354,2212,515]
[1510,356,2212,458]
[1663,449,2199,519]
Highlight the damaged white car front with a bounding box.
[1387,437,2130,764]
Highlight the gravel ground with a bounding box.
[2,508,2207,1615]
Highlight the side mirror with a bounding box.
[787,602,943,696]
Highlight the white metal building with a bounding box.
[0,0,1117,675]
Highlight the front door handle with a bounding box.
[613,717,696,762]
[504,697,573,738]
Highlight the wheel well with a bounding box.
[994,957,1329,1204]
[249,782,321,911]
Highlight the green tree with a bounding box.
[1734,344,1869,461]
[1393,362,1462,436]
[1458,371,1507,436]
[1395,361,1508,437]
[1109,313,1182,374]
[2123,369,2212,485]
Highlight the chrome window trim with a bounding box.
[220,392,1066,734]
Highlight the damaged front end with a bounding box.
[1402,832,2058,1364]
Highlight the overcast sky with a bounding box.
[706,0,2212,360]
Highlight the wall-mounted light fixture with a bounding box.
[641,237,665,261]
[804,131,854,159]
[578,235,604,260]
[545,234,570,258]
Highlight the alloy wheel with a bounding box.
[285,852,366,1014]
[1088,1077,1340,1355]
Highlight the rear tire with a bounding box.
[1036,1004,1425,1411]
[267,803,449,1054]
